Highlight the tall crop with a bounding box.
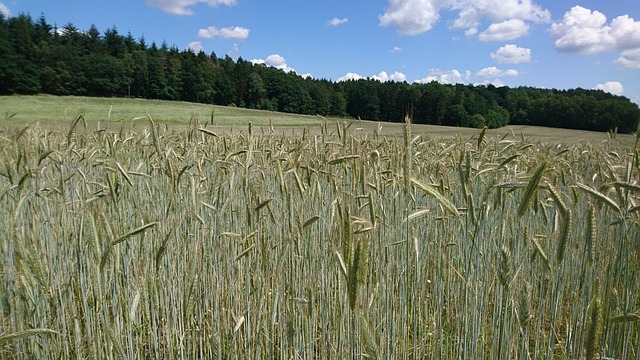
[0,121,638,359]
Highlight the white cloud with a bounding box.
[550,7,640,68]
[615,48,640,68]
[327,17,349,26]
[610,15,640,50]
[391,46,403,53]
[264,54,291,71]
[197,26,249,40]
[415,68,470,84]
[476,67,518,78]
[146,0,236,15]
[337,71,406,82]
[337,72,365,82]
[380,0,549,39]
[371,72,389,82]
[479,19,529,41]
[594,81,624,96]
[491,44,531,64]
[0,2,11,17]
[550,6,640,69]
[187,41,205,53]
[550,6,615,54]
[452,0,550,28]
[465,28,478,36]
[390,72,408,82]
[379,0,442,35]
[478,79,506,87]
[372,71,407,82]
[251,54,296,73]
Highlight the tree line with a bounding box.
[1,13,639,133]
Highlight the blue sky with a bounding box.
[2,0,640,103]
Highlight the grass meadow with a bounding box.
[1,97,639,359]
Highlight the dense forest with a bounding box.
[1,13,639,133]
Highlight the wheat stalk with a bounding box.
[518,162,546,218]
[411,178,460,217]
[545,182,568,218]
[586,204,596,263]
[556,209,572,264]
[498,245,511,289]
[0,328,59,344]
[585,297,602,360]
[403,113,412,193]
[576,182,622,216]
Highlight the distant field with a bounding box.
[1,95,637,145]
[0,95,322,127]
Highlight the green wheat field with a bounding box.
[1,97,639,359]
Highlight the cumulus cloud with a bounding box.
[197,26,250,40]
[337,72,365,82]
[251,54,296,73]
[550,6,640,61]
[373,71,407,82]
[391,46,403,53]
[476,67,518,78]
[594,81,624,96]
[337,71,406,82]
[264,54,292,71]
[476,78,507,87]
[550,6,615,54]
[380,0,549,40]
[491,44,531,64]
[451,0,550,31]
[187,41,205,53]
[146,0,236,15]
[0,2,11,17]
[479,19,529,41]
[415,68,471,84]
[615,48,640,68]
[379,0,442,35]
[610,15,640,50]
[327,17,349,26]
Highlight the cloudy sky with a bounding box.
[3,0,640,103]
